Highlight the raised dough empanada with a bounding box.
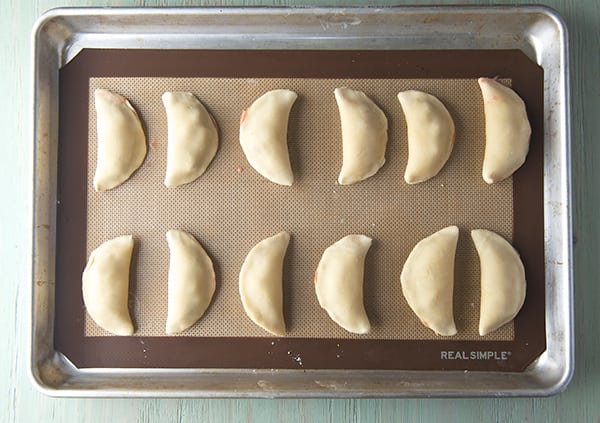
[166,230,216,334]
[398,90,455,184]
[239,232,290,336]
[478,78,531,184]
[335,88,388,185]
[93,89,147,191]
[471,229,526,336]
[400,226,458,336]
[315,234,372,334]
[82,235,135,336]
[162,92,219,187]
[239,89,297,186]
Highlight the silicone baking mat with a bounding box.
[54,49,545,370]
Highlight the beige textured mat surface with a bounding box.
[85,77,513,340]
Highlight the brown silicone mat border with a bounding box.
[56,49,545,371]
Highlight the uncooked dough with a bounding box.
[478,78,531,184]
[239,89,297,186]
[82,235,135,336]
[471,229,526,336]
[334,87,388,185]
[166,230,216,334]
[239,231,290,336]
[397,90,455,184]
[400,226,459,336]
[93,89,147,191]
[162,92,219,187]
[314,234,372,334]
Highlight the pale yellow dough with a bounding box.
[398,90,455,184]
[239,89,297,186]
[82,235,135,336]
[162,92,219,187]
[334,88,388,185]
[239,232,290,336]
[93,89,147,191]
[471,229,526,336]
[478,78,531,184]
[315,234,372,334]
[166,230,216,334]
[400,226,458,336]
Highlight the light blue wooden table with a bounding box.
[2,0,598,421]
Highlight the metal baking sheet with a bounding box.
[31,6,572,397]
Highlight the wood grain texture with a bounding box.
[1,0,598,421]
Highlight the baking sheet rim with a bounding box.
[30,6,573,397]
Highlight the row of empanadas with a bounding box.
[256,228,526,337]
[241,233,374,336]
[81,231,290,336]
[401,226,526,337]
[94,79,530,190]
[314,228,526,338]
[240,233,374,336]
[83,228,524,338]
[242,81,530,186]
[402,79,531,185]
[93,89,219,191]
[81,231,367,337]
[82,231,216,336]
